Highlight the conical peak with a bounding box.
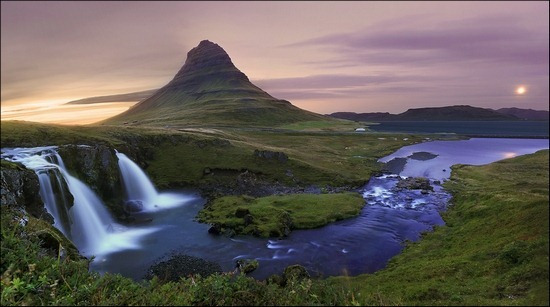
[173,40,238,78]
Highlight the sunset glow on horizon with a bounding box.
[1,1,548,125]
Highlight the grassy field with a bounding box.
[2,146,547,305]
[1,120,446,190]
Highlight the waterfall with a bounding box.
[116,152,159,210]
[1,147,157,258]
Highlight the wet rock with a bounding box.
[57,144,123,215]
[396,177,433,191]
[408,151,438,161]
[382,157,407,174]
[208,224,222,235]
[1,162,52,223]
[272,211,293,237]
[123,200,144,213]
[236,259,259,274]
[207,223,236,237]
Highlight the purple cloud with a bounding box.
[287,15,548,69]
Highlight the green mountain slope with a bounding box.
[102,40,329,127]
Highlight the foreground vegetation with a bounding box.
[2,128,547,305]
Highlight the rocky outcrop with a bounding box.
[57,144,123,216]
[145,254,223,282]
[396,177,433,192]
[235,259,259,274]
[1,161,52,223]
[1,161,81,260]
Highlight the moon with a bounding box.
[516,86,526,95]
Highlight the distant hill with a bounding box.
[329,112,397,121]
[102,40,329,127]
[65,89,157,105]
[329,105,548,121]
[496,107,549,121]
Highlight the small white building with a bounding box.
[355,127,366,132]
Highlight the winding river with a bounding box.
[2,138,548,281]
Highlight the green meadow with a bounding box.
[1,120,547,305]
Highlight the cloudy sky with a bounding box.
[1,1,548,124]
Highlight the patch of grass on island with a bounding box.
[197,192,365,237]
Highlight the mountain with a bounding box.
[329,112,397,121]
[329,105,523,121]
[395,105,517,120]
[65,89,157,105]
[103,40,328,127]
[496,107,549,121]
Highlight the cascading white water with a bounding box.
[36,169,72,236]
[1,147,157,258]
[116,152,158,208]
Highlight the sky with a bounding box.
[1,1,548,124]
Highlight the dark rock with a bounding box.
[254,150,288,163]
[234,207,250,218]
[235,259,259,274]
[123,200,144,213]
[269,211,293,237]
[57,144,122,216]
[382,157,407,174]
[208,223,222,235]
[396,177,433,191]
[243,214,254,226]
[408,151,438,161]
[146,254,223,282]
[1,162,52,223]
